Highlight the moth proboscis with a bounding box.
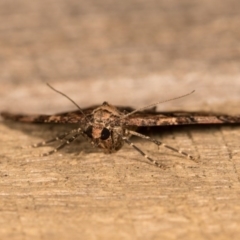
[2,85,240,169]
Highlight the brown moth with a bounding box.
[2,85,240,169]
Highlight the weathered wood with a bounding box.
[1,0,240,240]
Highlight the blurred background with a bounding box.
[1,0,240,114]
[1,2,240,239]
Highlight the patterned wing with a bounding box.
[2,105,240,126]
[0,110,86,123]
[0,105,135,124]
[124,111,240,126]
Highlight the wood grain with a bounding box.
[1,0,240,240]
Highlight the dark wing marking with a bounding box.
[124,111,240,126]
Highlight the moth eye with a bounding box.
[84,126,93,138]
[100,128,110,140]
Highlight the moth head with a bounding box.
[84,126,110,140]
[84,125,123,153]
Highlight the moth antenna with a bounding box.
[121,90,195,119]
[46,83,86,117]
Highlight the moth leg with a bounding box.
[128,130,197,162]
[123,137,168,169]
[40,130,83,157]
[28,129,79,148]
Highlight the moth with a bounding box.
[2,84,240,169]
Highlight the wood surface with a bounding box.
[1,0,240,239]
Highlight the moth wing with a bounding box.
[124,111,240,126]
[1,110,86,123]
[0,105,135,124]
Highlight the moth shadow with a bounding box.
[138,124,225,137]
[134,124,236,160]
[144,122,240,134]
[2,120,236,158]
[1,121,93,154]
